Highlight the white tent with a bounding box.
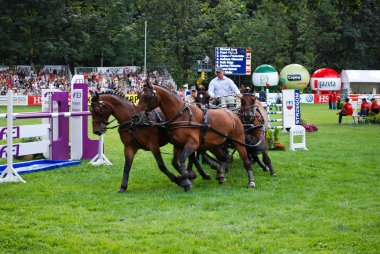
[341,70,380,94]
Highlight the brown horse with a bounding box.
[90,91,210,192]
[239,93,277,176]
[134,83,256,191]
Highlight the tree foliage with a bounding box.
[0,0,379,83]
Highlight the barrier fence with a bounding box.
[0,84,111,184]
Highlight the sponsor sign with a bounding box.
[282,89,301,127]
[287,74,301,81]
[311,77,341,91]
[314,94,329,104]
[215,47,251,75]
[28,95,42,106]
[286,101,293,110]
[294,90,301,125]
[0,96,28,106]
[300,94,314,104]
[125,94,139,104]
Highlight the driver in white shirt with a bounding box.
[208,67,241,108]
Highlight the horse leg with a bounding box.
[172,147,196,180]
[178,144,201,191]
[262,151,277,177]
[151,148,181,186]
[202,152,221,170]
[235,145,256,188]
[186,158,197,180]
[189,152,211,180]
[118,147,136,193]
[251,151,269,172]
[208,147,229,184]
[173,146,193,192]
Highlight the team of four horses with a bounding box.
[90,80,277,192]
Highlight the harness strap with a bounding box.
[200,108,210,152]
[152,109,163,123]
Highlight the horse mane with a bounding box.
[97,90,134,105]
[156,84,182,99]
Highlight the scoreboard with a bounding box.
[215,47,251,75]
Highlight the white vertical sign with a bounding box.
[282,89,296,129]
[70,89,84,160]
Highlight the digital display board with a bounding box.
[215,47,251,75]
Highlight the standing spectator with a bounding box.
[370,98,379,114]
[185,86,197,105]
[338,98,353,124]
[328,91,333,109]
[258,87,266,102]
[360,98,371,116]
[331,90,337,110]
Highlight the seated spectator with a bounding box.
[185,86,197,105]
[370,98,379,114]
[338,98,353,124]
[360,98,371,116]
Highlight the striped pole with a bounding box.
[0,111,92,120]
[0,91,26,183]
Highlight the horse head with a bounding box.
[90,92,113,135]
[134,81,159,120]
[195,91,210,109]
[240,93,258,123]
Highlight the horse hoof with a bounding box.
[181,178,192,192]
[271,173,277,177]
[118,187,127,193]
[263,167,269,172]
[183,184,192,192]
[248,181,256,188]
[216,176,225,184]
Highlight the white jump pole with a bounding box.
[0,90,26,183]
[89,134,112,166]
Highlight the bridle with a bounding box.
[134,87,157,113]
[240,93,261,123]
[90,100,117,134]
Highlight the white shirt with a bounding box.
[208,76,240,97]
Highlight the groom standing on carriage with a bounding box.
[208,67,242,108]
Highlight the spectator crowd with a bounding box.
[0,67,70,95]
[0,66,179,96]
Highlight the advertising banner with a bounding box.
[125,94,139,104]
[0,95,28,106]
[28,95,42,106]
[300,94,314,104]
[313,94,329,104]
[282,89,296,128]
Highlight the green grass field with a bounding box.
[0,104,379,253]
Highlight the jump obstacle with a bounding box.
[263,89,300,131]
[0,83,111,183]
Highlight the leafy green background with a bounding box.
[1,0,379,84]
